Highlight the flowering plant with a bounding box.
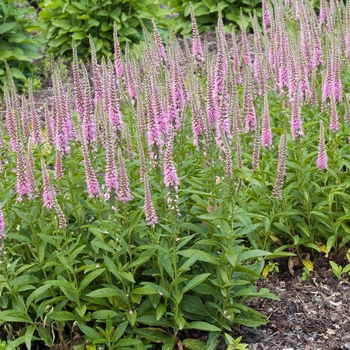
[1,0,350,348]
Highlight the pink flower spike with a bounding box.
[316,120,328,170]
[272,133,287,200]
[117,148,132,204]
[41,159,54,209]
[190,4,204,63]
[163,131,179,192]
[16,142,31,201]
[261,94,273,148]
[144,175,157,228]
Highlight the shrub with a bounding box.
[38,0,170,59]
[166,0,262,35]
[0,0,45,93]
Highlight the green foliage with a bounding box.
[38,0,170,59]
[0,0,45,92]
[0,146,277,347]
[329,260,350,280]
[166,0,262,35]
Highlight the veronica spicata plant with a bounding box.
[2,0,350,348]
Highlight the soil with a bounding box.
[234,255,350,350]
[148,254,350,350]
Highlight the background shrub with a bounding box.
[166,0,262,35]
[0,0,45,93]
[38,0,170,59]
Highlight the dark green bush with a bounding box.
[167,0,262,35]
[38,0,170,59]
[0,0,45,92]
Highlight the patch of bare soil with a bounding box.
[228,256,350,350]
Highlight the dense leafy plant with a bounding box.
[166,0,262,35]
[0,0,45,92]
[38,0,170,58]
[0,14,283,350]
[2,0,350,347]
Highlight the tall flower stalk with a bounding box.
[316,120,328,170]
[272,133,287,199]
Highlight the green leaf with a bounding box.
[10,274,40,287]
[182,273,211,294]
[181,295,208,317]
[26,284,51,308]
[238,250,272,262]
[24,325,35,350]
[136,315,170,327]
[49,311,77,322]
[133,328,169,342]
[178,250,220,265]
[141,283,171,298]
[111,321,128,342]
[0,22,17,34]
[79,268,106,294]
[0,310,32,323]
[128,248,156,268]
[84,19,100,31]
[156,303,166,320]
[132,287,157,295]
[115,339,142,347]
[182,338,207,350]
[91,310,119,320]
[86,287,126,300]
[72,31,85,40]
[72,1,87,11]
[51,19,71,30]
[78,324,101,341]
[4,336,25,350]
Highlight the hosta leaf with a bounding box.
[72,31,85,40]
[51,19,71,30]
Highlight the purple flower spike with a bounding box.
[190,3,204,63]
[163,131,179,192]
[272,134,287,200]
[41,159,54,209]
[117,148,132,204]
[316,120,328,170]
[144,175,157,228]
[261,94,273,148]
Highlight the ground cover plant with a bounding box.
[1,0,350,348]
